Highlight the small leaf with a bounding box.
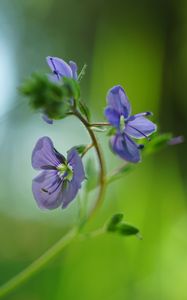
[118,223,140,237]
[74,144,87,155]
[63,77,80,100]
[107,213,124,232]
[144,133,172,155]
[78,101,91,122]
[85,158,98,191]
[107,127,116,136]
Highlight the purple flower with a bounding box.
[105,85,157,163]
[32,137,85,209]
[168,136,184,145]
[46,56,78,81]
[42,57,78,124]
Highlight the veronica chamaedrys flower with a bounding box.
[32,137,85,209]
[105,85,157,163]
[42,56,78,124]
[46,56,78,81]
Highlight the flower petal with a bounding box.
[42,114,53,124]
[46,56,73,78]
[107,85,131,119]
[32,137,65,170]
[110,133,141,163]
[67,148,85,183]
[69,61,78,80]
[57,148,85,208]
[104,107,120,128]
[125,116,157,139]
[32,170,63,209]
[61,178,80,208]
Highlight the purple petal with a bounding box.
[69,61,78,80]
[110,133,141,163]
[61,178,80,208]
[58,148,85,208]
[42,114,53,124]
[32,170,63,209]
[104,107,120,128]
[32,137,65,170]
[47,73,61,83]
[67,148,85,183]
[125,116,157,139]
[46,56,73,78]
[107,85,131,119]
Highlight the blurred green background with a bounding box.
[0,0,187,299]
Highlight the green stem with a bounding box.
[73,109,106,220]
[0,110,107,299]
[0,228,78,298]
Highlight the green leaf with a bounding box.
[78,101,91,122]
[85,158,98,192]
[63,77,80,101]
[74,144,87,155]
[118,223,140,237]
[107,127,116,136]
[144,133,172,155]
[20,73,70,119]
[107,213,124,232]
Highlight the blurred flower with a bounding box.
[32,137,85,209]
[168,136,184,145]
[43,56,78,124]
[105,85,157,163]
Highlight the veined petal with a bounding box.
[46,56,73,78]
[110,133,141,163]
[104,107,120,128]
[58,148,85,208]
[69,61,78,80]
[61,178,80,208]
[125,116,157,139]
[67,148,85,183]
[32,136,65,170]
[32,170,63,209]
[107,85,131,119]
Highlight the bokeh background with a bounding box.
[0,0,187,299]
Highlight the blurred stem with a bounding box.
[0,228,78,299]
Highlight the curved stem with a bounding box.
[73,109,106,220]
[0,228,78,298]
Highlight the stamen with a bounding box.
[137,144,144,149]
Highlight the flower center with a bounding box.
[57,163,73,181]
[120,115,125,132]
